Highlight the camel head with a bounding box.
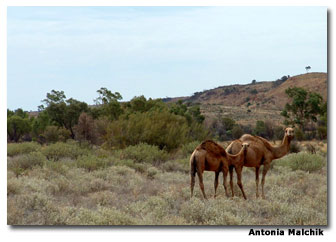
[241,142,250,150]
[285,127,294,140]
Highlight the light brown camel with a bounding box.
[226,127,294,199]
[190,140,249,200]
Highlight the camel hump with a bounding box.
[240,134,255,141]
[198,140,226,156]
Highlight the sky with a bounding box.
[7,6,327,111]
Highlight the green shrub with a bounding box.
[306,144,316,154]
[8,152,46,176]
[274,152,326,172]
[41,142,89,161]
[294,128,305,141]
[115,143,168,165]
[147,167,159,179]
[67,207,136,225]
[7,142,41,157]
[104,110,193,150]
[114,159,149,173]
[290,142,301,153]
[179,141,199,157]
[76,155,110,172]
[43,126,71,144]
[45,160,69,175]
[160,159,189,173]
[7,178,22,195]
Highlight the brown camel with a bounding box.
[226,127,294,199]
[190,140,249,200]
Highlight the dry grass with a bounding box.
[7,142,327,225]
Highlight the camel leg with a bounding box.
[255,167,260,198]
[190,170,196,198]
[214,172,219,198]
[261,163,270,199]
[222,166,229,197]
[197,170,207,199]
[236,166,247,200]
[229,166,234,197]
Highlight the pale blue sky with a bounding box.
[7,6,327,111]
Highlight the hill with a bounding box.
[165,72,327,126]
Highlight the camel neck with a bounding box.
[227,146,245,164]
[273,135,291,159]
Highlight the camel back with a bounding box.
[197,140,227,158]
[254,136,273,151]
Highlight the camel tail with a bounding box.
[190,151,197,198]
[190,152,197,176]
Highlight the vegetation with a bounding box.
[8,88,208,149]
[280,87,327,141]
[281,87,325,129]
[274,152,326,172]
[7,141,327,225]
[7,81,328,225]
[7,109,32,142]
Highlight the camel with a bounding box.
[190,140,249,200]
[226,127,294,199]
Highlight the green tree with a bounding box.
[127,96,165,114]
[222,117,235,131]
[40,90,88,138]
[305,66,311,73]
[94,87,123,120]
[253,120,267,137]
[264,120,275,140]
[169,100,204,125]
[317,101,327,140]
[232,125,243,139]
[281,87,324,130]
[274,126,285,140]
[31,111,51,140]
[7,109,32,142]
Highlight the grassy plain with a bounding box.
[7,141,327,225]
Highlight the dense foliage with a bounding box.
[281,87,327,140]
[8,88,208,151]
[7,85,327,149]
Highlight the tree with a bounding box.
[31,111,51,140]
[64,98,89,138]
[264,120,275,140]
[253,120,267,137]
[305,66,311,73]
[232,125,243,139]
[252,80,257,84]
[222,117,236,131]
[74,112,96,143]
[281,87,324,130]
[169,100,204,125]
[7,109,32,142]
[40,90,88,139]
[94,87,123,120]
[127,96,165,114]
